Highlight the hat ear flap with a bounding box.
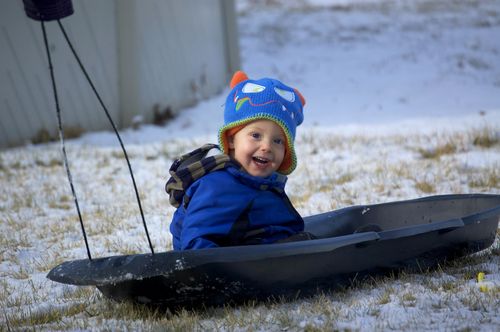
[230,71,249,89]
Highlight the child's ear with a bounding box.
[228,136,235,149]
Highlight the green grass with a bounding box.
[417,142,457,159]
[1,122,499,331]
[415,180,436,193]
[471,127,499,148]
[469,169,499,189]
[377,290,392,305]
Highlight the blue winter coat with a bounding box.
[170,165,304,250]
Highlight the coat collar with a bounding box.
[225,164,287,192]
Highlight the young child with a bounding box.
[166,71,311,250]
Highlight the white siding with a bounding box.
[117,0,235,126]
[0,0,239,148]
[0,0,119,148]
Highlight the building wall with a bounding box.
[0,0,239,148]
[0,0,119,147]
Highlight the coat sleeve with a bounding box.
[180,174,254,250]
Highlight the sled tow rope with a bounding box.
[39,19,155,257]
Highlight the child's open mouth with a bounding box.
[252,156,269,165]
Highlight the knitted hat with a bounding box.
[219,71,306,175]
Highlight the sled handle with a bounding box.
[462,204,500,225]
[379,218,464,241]
[185,231,383,263]
[46,232,383,286]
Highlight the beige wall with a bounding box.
[0,0,240,148]
[0,0,119,147]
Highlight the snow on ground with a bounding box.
[1,0,500,330]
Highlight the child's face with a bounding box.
[229,119,286,177]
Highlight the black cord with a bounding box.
[56,20,155,254]
[41,21,92,260]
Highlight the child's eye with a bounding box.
[251,132,261,139]
[274,138,284,145]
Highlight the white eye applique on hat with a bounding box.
[274,87,295,102]
[242,82,266,93]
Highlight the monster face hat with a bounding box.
[219,71,306,175]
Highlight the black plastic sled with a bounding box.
[47,194,500,308]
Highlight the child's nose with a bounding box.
[260,139,272,151]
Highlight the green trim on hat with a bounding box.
[218,113,297,175]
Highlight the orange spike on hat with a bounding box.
[294,88,306,107]
[230,70,249,89]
